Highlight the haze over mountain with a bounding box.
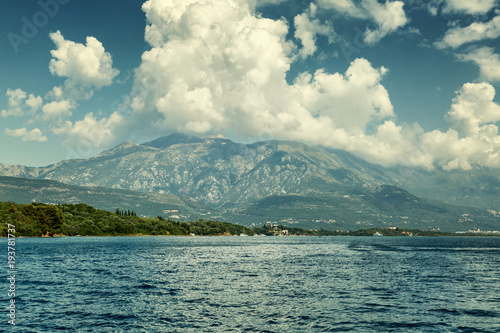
[1,133,499,231]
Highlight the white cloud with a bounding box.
[315,0,408,45]
[346,121,433,169]
[129,0,395,145]
[363,0,408,45]
[294,3,335,59]
[1,32,120,150]
[427,2,439,16]
[316,0,364,17]
[419,83,500,170]
[26,94,43,111]
[5,127,48,142]
[456,47,500,82]
[47,86,65,101]
[447,82,500,135]
[1,89,42,118]
[443,0,496,15]
[49,30,120,99]
[435,15,500,49]
[351,82,500,171]
[6,89,26,106]
[293,59,393,132]
[421,127,500,170]
[27,0,491,171]
[121,0,436,170]
[42,100,75,120]
[135,0,293,136]
[1,89,26,117]
[53,112,125,147]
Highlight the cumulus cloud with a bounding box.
[3,0,493,171]
[1,89,42,118]
[316,0,365,17]
[456,47,500,82]
[129,0,394,146]
[355,82,500,171]
[362,0,408,45]
[443,0,496,15]
[447,82,500,135]
[5,127,48,142]
[1,89,26,118]
[427,1,440,16]
[135,0,292,135]
[435,15,500,49]
[294,3,335,59]
[113,0,445,171]
[315,0,408,45]
[419,83,500,170]
[42,100,75,120]
[26,94,43,111]
[122,0,500,171]
[1,31,121,149]
[49,30,120,99]
[52,112,125,147]
[293,59,393,132]
[346,121,434,169]
[47,86,65,101]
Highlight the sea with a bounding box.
[4,236,500,332]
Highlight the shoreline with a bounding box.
[6,233,500,238]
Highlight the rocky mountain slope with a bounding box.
[1,133,499,231]
[0,133,391,206]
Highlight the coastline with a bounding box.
[7,232,500,238]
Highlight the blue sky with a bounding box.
[1,0,500,171]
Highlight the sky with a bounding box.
[1,0,500,171]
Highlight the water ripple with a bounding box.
[5,236,500,332]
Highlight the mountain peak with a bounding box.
[114,141,139,150]
[94,141,139,158]
[204,133,227,140]
[93,142,142,158]
[142,133,204,149]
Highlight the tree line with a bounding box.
[0,201,482,237]
[0,202,254,237]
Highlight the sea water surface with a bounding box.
[5,236,500,332]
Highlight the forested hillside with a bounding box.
[0,202,254,237]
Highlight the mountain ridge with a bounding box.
[1,133,499,231]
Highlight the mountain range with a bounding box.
[1,133,499,231]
